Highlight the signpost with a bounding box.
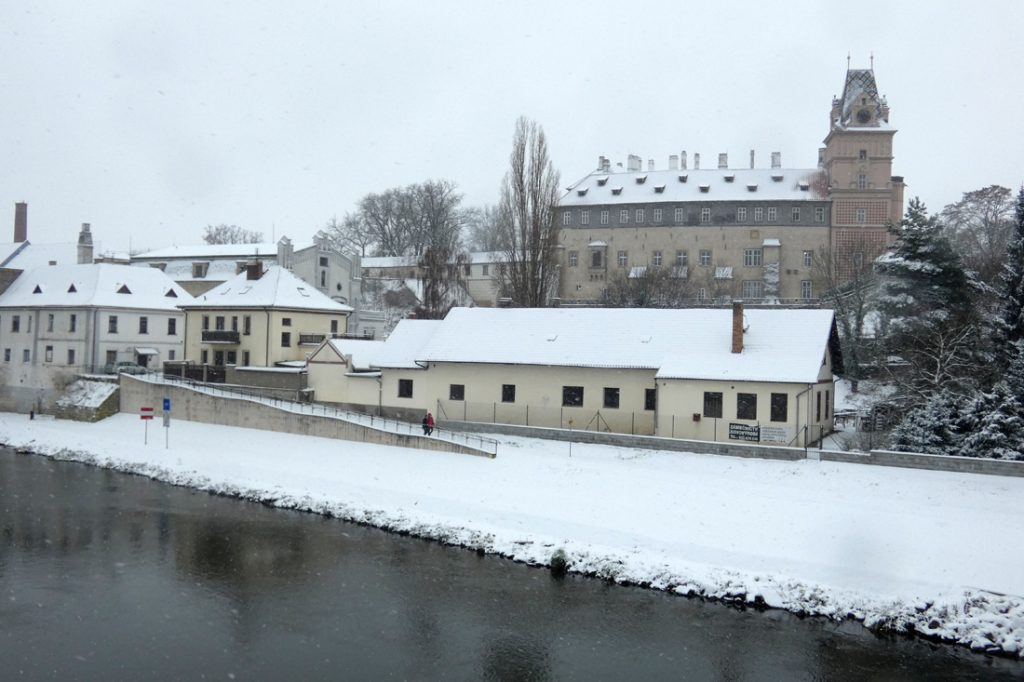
[163,398,171,448]
[140,406,154,444]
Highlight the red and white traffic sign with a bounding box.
[140,406,154,420]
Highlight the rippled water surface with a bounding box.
[1,449,1021,681]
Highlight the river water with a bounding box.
[1,449,1021,681]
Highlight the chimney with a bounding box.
[694,153,700,170]
[731,301,744,354]
[771,151,782,169]
[647,158,655,171]
[277,236,294,269]
[669,154,678,170]
[602,156,611,172]
[718,153,728,169]
[750,149,755,169]
[77,223,93,264]
[680,151,687,170]
[598,155,606,171]
[246,261,262,280]
[627,154,642,172]
[14,202,27,242]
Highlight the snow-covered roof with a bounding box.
[144,258,268,283]
[184,265,352,312]
[325,338,388,371]
[0,241,80,270]
[134,242,310,260]
[371,319,442,369]
[561,167,826,206]
[414,307,834,383]
[362,251,508,270]
[0,263,193,310]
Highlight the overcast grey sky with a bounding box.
[2,1,1022,255]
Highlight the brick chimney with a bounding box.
[77,223,93,264]
[731,301,744,354]
[14,202,27,242]
[246,261,262,280]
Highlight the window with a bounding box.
[736,207,747,222]
[215,316,226,331]
[770,393,788,422]
[231,316,238,332]
[201,350,208,364]
[741,280,764,299]
[482,264,489,276]
[398,379,413,399]
[281,332,291,347]
[814,207,825,223]
[139,316,148,334]
[636,209,644,223]
[618,251,628,268]
[282,317,292,327]
[825,390,831,420]
[243,316,251,335]
[243,351,250,366]
[600,210,609,225]
[792,207,801,222]
[803,250,813,268]
[47,314,54,332]
[697,287,707,302]
[568,251,578,268]
[743,248,762,267]
[320,270,327,287]
[858,149,867,161]
[3,349,9,362]
[330,319,339,334]
[674,208,684,223]
[168,350,175,361]
[69,314,76,332]
[502,384,516,403]
[767,207,777,222]
[737,393,757,420]
[603,387,620,409]
[227,351,237,365]
[562,211,571,226]
[108,316,118,333]
[202,315,210,331]
[67,349,75,365]
[591,250,603,268]
[703,392,723,418]
[676,250,688,267]
[11,315,19,332]
[27,316,31,333]
[653,208,662,222]
[700,208,711,224]
[754,207,764,222]
[651,251,662,267]
[23,349,30,363]
[581,210,590,225]
[816,391,822,421]
[450,384,465,401]
[45,346,53,363]
[562,386,584,407]
[619,209,629,224]
[319,256,329,267]
[644,388,656,411]
[857,173,867,190]
[699,250,712,266]
[856,208,867,224]
[801,280,813,299]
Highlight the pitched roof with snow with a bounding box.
[0,263,193,310]
[371,319,442,369]
[325,338,388,371]
[415,307,835,384]
[561,167,826,207]
[134,242,310,260]
[183,265,352,312]
[0,241,80,270]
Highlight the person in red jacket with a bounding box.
[425,412,435,435]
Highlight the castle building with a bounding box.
[555,64,903,303]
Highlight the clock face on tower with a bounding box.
[856,108,872,124]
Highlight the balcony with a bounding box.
[299,333,327,345]
[202,330,240,344]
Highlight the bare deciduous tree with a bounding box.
[497,117,561,307]
[601,266,693,308]
[203,224,264,244]
[941,185,1016,287]
[462,204,507,253]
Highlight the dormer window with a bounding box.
[611,187,623,195]
[635,175,647,184]
[596,176,609,186]
[117,284,131,294]
[165,289,178,298]
[32,285,42,294]
[576,188,588,197]
[798,181,810,191]
[747,184,758,192]
[699,184,710,193]
[68,284,77,293]
[654,184,666,193]
[192,262,209,278]
[771,174,784,182]
[723,174,735,183]
[678,174,688,183]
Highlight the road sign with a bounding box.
[163,398,170,411]
[140,406,154,420]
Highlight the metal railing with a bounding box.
[201,330,241,344]
[140,373,499,456]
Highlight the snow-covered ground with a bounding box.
[1,412,1021,658]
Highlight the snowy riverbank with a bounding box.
[1,412,1021,658]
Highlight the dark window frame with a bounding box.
[770,393,788,422]
[501,384,516,403]
[562,386,584,407]
[449,384,465,401]
[398,379,413,399]
[603,387,620,409]
[644,388,657,411]
[703,392,723,418]
[737,393,757,420]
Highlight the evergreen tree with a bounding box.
[958,343,1024,460]
[876,198,982,403]
[996,187,1024,365]
[888,391,966,454]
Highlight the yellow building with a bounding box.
[181,264,352,368]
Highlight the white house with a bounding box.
[306,305,840,446]
[305,337,387,408]
[0,263,192,411]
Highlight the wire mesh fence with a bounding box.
[434,399,656,435]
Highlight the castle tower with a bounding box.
[820,63,905,280]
